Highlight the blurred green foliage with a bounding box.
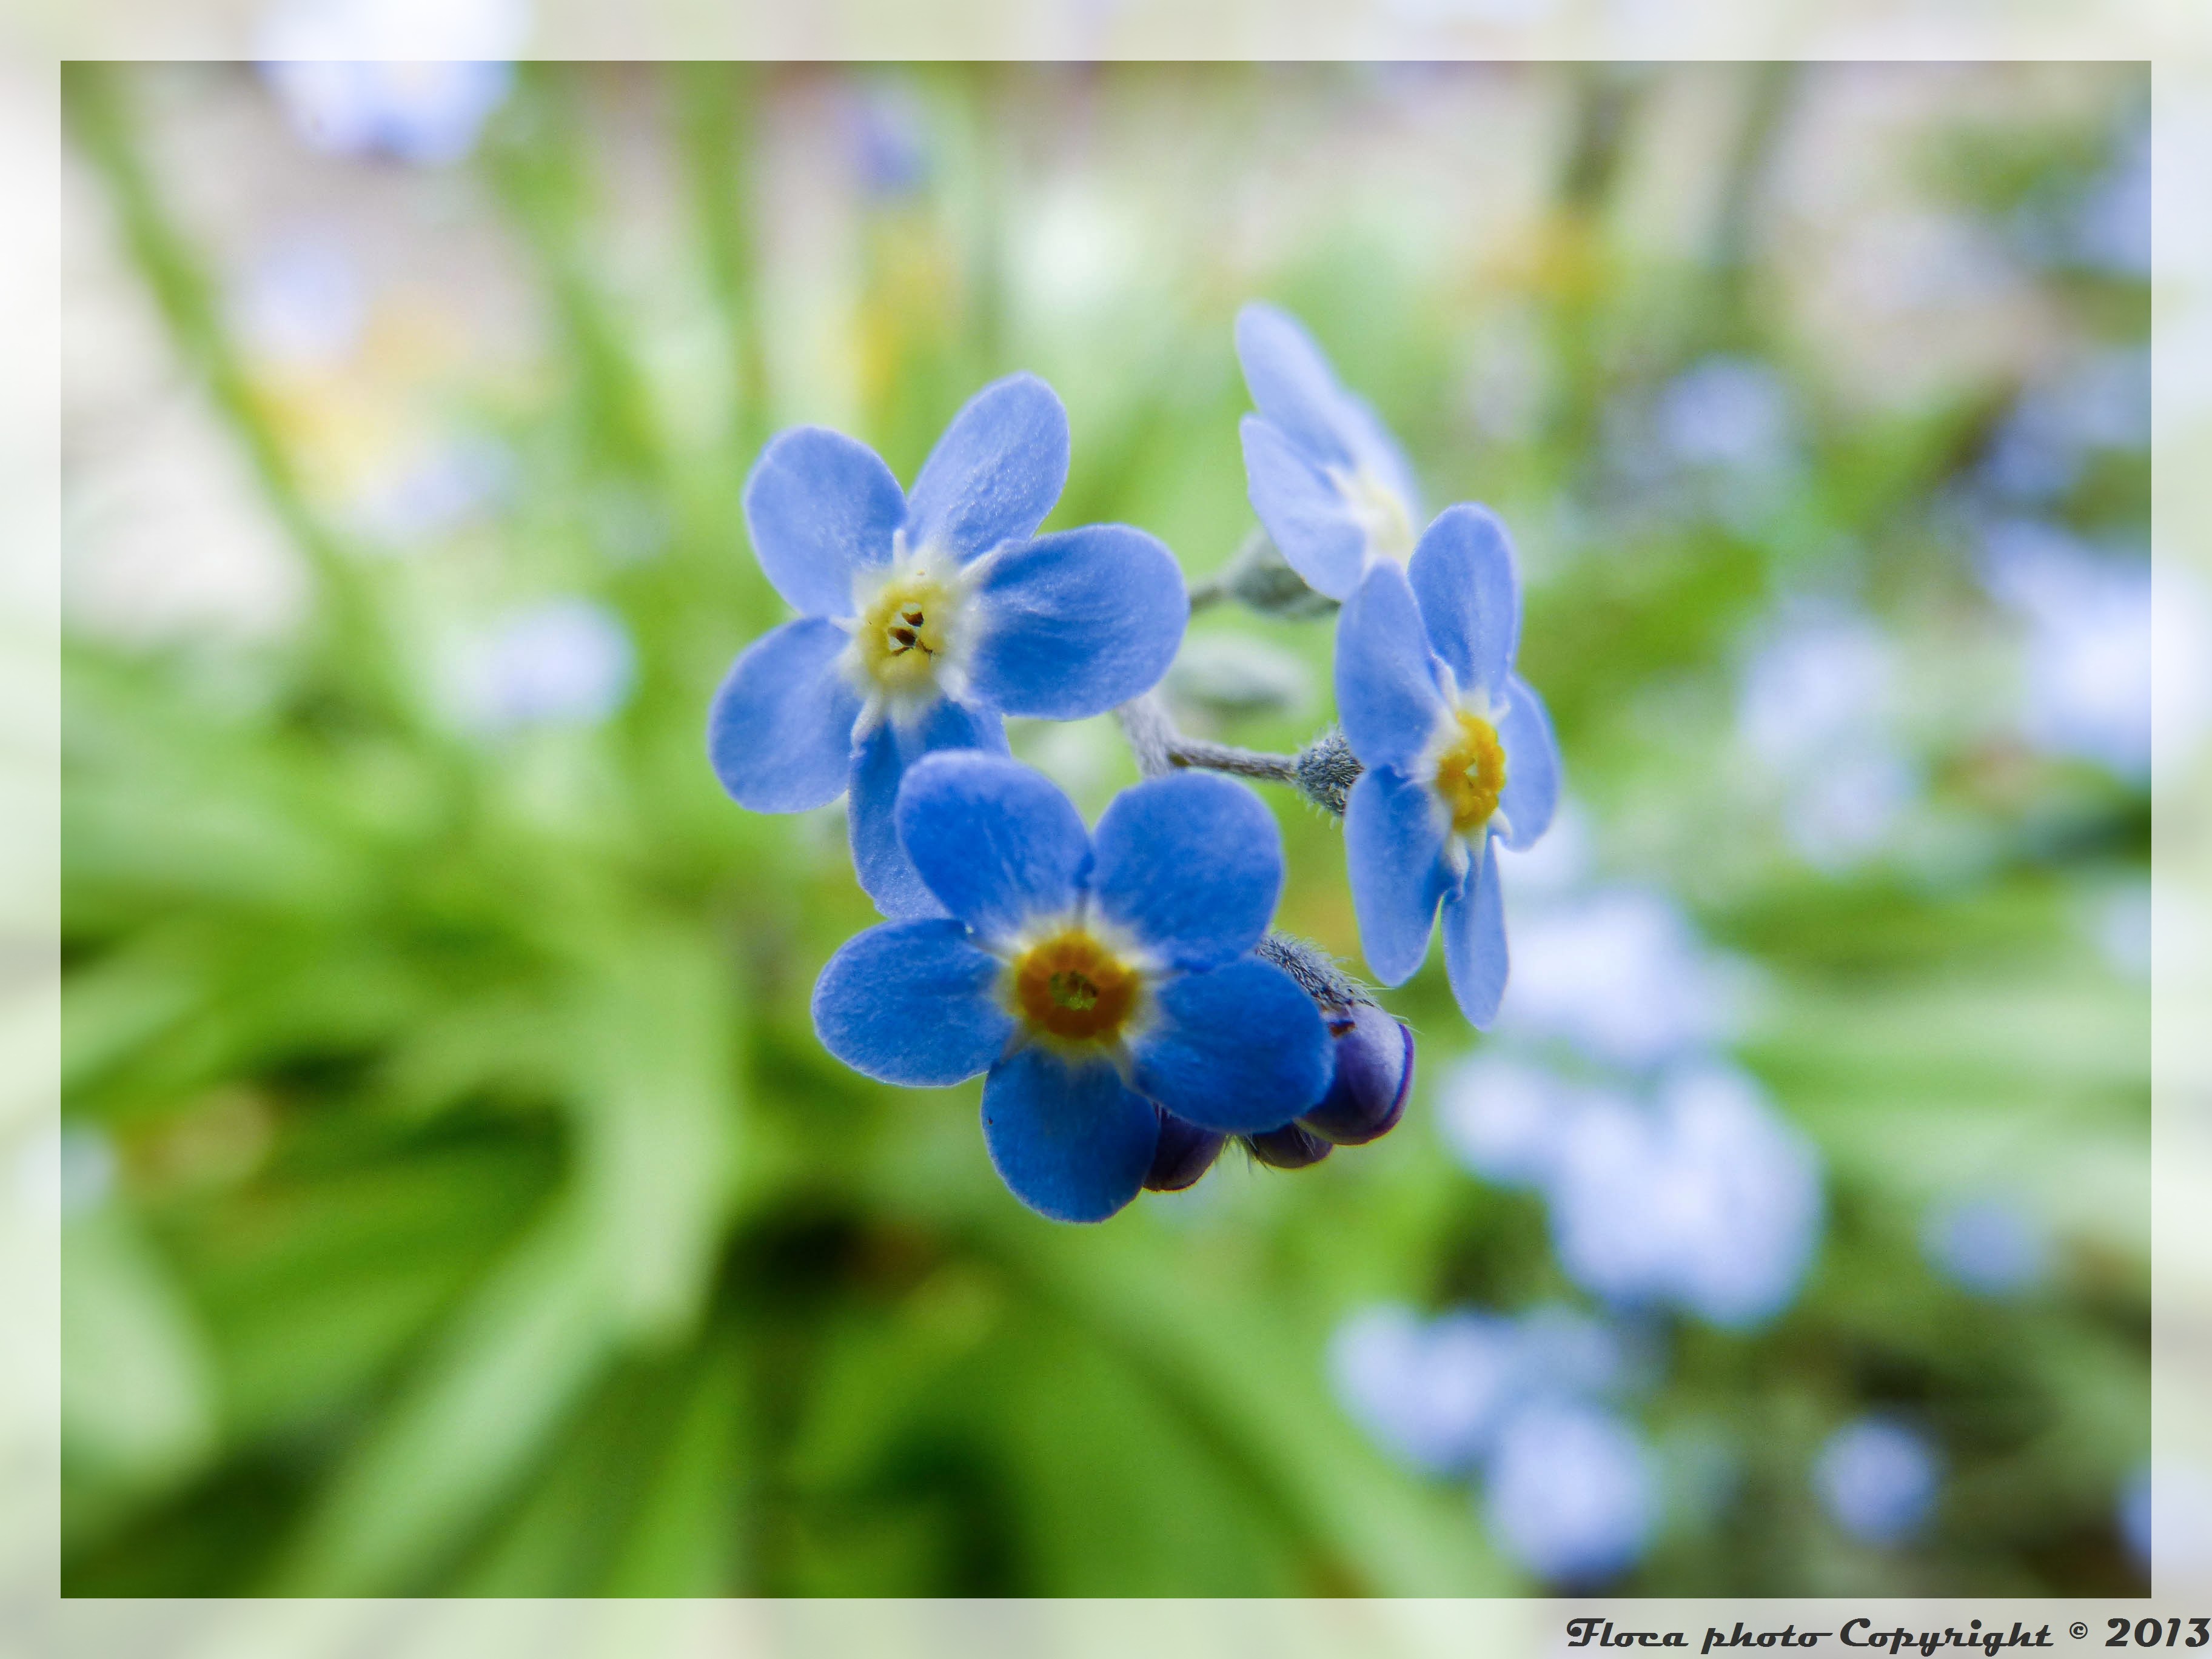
[59,61,2147,1595]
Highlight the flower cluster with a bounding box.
[1330,1302,1656,1584]
[709,307,1561,1221]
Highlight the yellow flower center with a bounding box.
[854,571,955,692]
[1433,709,1509,834]
[1010,930,1140,1045]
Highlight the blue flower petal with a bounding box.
[1335,561,1447,773]
[1130,957,1332,1134]
[812,919,1016,1086]
[967,525,1188,719]
[1344,766,1452,985]
[1442,833,1508,1029]
[742,427,905,619]
[1496,674,1560,851]
[904,374,1070,561]
[981,1047,1158,1222]
[1241,415,1371,602]
[1409,503,1520,702]
[848,700,1008,919]
[1235,303,1358,469]
[1090,771,1282,971]
[896,751,1093,946]
[1336,399,1425,532]
[706,617,862,812]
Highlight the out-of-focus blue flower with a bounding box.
[1330,1304,1526,1475]
[1333,508,1560,1027]
[1329,1300,1629,1478]
[2090,881,2153,982]
[848,81,932,199]
[709,375,1187,917]
[1738,607,1898,769]
[1549,1064,1823,1328]
[810,754,1330,1223]
[1657,356,1796,474]
[255,0,528,166]
[354,434,517,548]
[1512,1301,1635,1401]
[2120,1461,2212,1581]
[232,232,364,369]
[1981,349,2150,506]
[1817,1416,1940,1545]
[1235,303,1424,601]
[1980,520,2151,779]
[2072,119,2151,278]
[1438,1051,1588,1187]
[1922,1194,2052,1298]
[454,597,635,735]
[55,1122,118,1218]
[1737,605,1917,871]
[1484,1401,1656,1584]
[1496,888,1746,1068]
[2120,1463,2154,1577]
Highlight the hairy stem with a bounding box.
[1114,694,1361,816]
[1116,693,1300,785]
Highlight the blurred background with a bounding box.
[55,50,2162,1595]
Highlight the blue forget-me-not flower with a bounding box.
[1486,1399,1657,1585]
[1332,504,1561,1025]
[809,752,1332,1222]
[709,374,1188,917]
[1817,1416,1941,1546]
[1330,1299,1655,1584]
[255,0,529,166]
[1236,303,1425,602]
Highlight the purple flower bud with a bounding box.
[1301,1004,1415,1145]
[1245,1121,1333,1170]
[1144,1110,1225,1192]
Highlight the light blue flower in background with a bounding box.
[354,433,517,548]
[1437,1051,1588,1188]
[1657,355,1795,475]
[1981,348,2150,505]
[1817,1416,1940,1546]
[1546,1064,1823,1329]
[2090,880,2153,982]
[1235,303,1425,601]
[1333,506,1560,1027]
[1979,520,2151,779]
[709,374,1188,917]
[848,80,932,199]
[55,1123,118,1218]
[2072,119,2151,278]
[1736,604,1917,872]
[809,753,1330,1223]
[232,232,364,369]
[256,0,528,166]
[1496,886,1747,1068]
[1484,1401,1656,1584]
[1329,1305,1526,1476]
[454,597,635,735]
[1329,1300,1632,1480]
[1922,1194,2052,1298]
[2121,1461,2212,1582]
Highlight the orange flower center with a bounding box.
[1433,709,1508,834]
[1011,930,1139,1044]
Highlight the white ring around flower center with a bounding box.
[842,534,982,723]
